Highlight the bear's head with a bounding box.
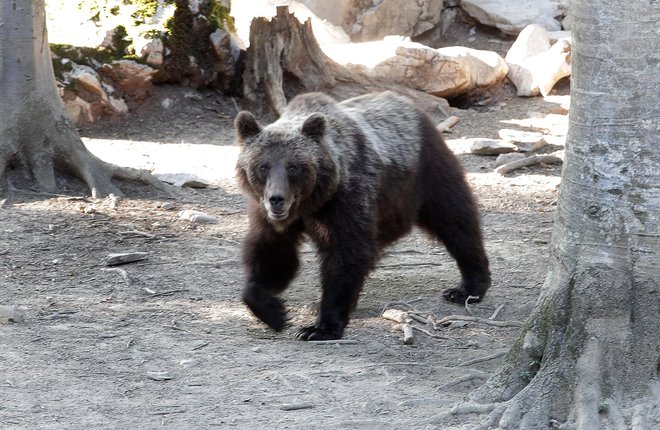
[234,111,339,229]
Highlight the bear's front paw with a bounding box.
[442,287,482,304]
[243,291,288,332]
[294,325,343,341]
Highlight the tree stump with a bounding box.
[242,5,447,117]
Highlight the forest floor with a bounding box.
[1,45,570,429]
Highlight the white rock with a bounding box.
[468,138,518,155]
[505,24,572,97]
[155,173,209,188]
[179,210,219,224]
[141,38,164,67]
[460,0,563,35]
[498,129,547,152]
[295,0,444,41]
[358,42,508,98]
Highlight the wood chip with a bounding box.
[146,371,174,381]
[106,252,148,266]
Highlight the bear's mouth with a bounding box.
[268,210,289,221]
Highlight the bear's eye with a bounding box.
[287,165,299,176]
[258,164,269,173]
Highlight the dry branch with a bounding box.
[495,155,563,175]
[457,350,508,367]
[437,115,460,132]
[439,315,524,328]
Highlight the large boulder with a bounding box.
[323,38,507,98]
[98,60,157,106]
[460,0,564,35]
[60,64,128,124]
[233,0,445,43]
[505,24,572,96]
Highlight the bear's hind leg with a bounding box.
[241,220,303,331]
[417,199,491,304]
[417,117,491,304]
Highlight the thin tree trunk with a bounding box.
[441,1,660,428]
[0,0,165,198]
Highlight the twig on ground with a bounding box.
[439,315,524,328]
[401,323,414,345]
[407,312,430,325]
[464,295,481,315]
[489,304,505,320]
[117,230,156,239]
[102,268,131,288]
[495,155,563,175]
[411,325,453,340]
[377,262,441,268]
[280,403,314,411]
[438,371,491,390]
[149,289,188,297]
[307,339,358,345]
[457,350,508,367]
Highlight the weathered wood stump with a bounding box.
[242,5,447,117]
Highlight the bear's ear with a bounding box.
[235,111,261,143]
[301,113,326,141]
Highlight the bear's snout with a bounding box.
[269,195,286,212]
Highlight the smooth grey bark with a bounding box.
[444,1,660,429]
[0,0,164,198]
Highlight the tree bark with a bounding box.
[453,1,660,428]
[0,0,165,198]
[242,5,448,117]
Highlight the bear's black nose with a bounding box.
[269,195,285,210]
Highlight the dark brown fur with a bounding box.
[235,92,490,340]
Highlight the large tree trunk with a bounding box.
[0,0,164,198]
[451,1,660,428]
[242,5,448,117]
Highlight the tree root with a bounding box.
[1,111,172,199]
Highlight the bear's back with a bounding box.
[338,92,425,168]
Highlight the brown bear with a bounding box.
[235,91,491,340]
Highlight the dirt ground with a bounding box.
[1,62,569,428]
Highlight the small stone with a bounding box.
[468,138,518,155]
[179,210,219,224]
[155,173,209,188]
[498,129,547,152]
[0,305,25,324]
[179,359,200,369]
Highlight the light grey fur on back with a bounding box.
[264,92,426,182]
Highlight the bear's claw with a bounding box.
[295,325,343,341]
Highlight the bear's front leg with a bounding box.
[296,214,377,341]
[241,214,303,332]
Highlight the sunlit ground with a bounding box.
[83,138,240,185]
